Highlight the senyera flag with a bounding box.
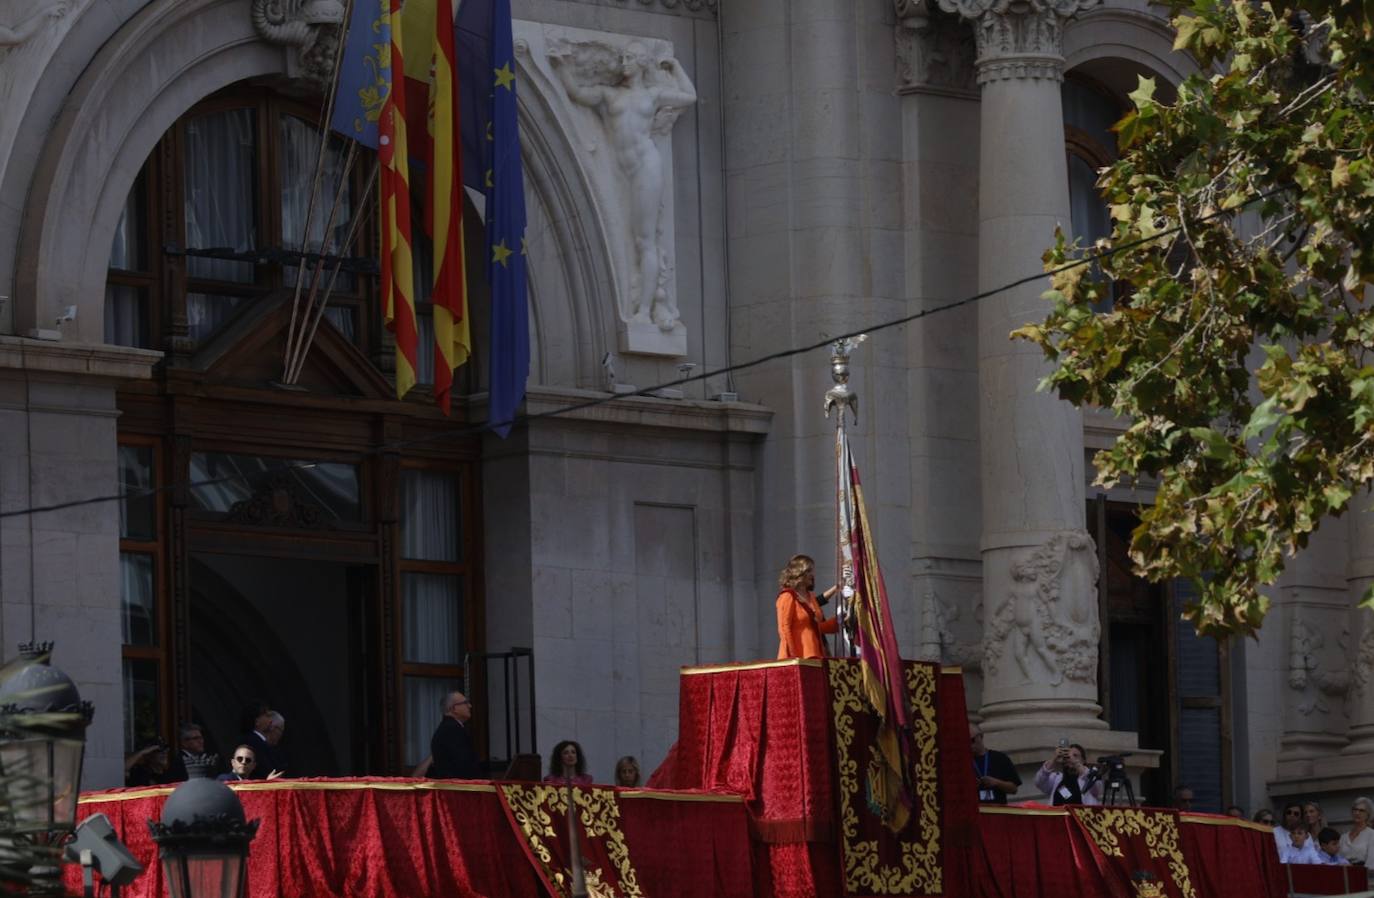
[331,0,469,411]
[836,425,916,833]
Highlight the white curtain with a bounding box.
[105,285,146,348]
[404,676,459,769]
[280,115,354,289]
[401,470,459,560]
[109,182,142,271]
[186,293,245,342]
[120,553,155,646]
[184,109,257,283]
[403,573,463,664]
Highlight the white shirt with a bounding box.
[1340,826,1374,868]
[1032,763,1104,806]
[1281,840,1322,865]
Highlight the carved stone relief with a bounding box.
[920,587,984,670]
[610,0,718,12]
[984,530,1099,686]
[1289,617,1351,717]
[0,1,69,50]
[251,0,345,87]
[516,22,696,357]
[1352,614,1374,703]
[894,8,977,98]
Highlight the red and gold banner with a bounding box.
[1071,807,1197,898]
[497,782,642,898]
[828,659,942,897]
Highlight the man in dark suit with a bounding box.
[429,691,481,779]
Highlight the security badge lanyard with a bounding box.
[975,752,994,802]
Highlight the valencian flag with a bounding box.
[331,0,469,409]
[836,425,915,833]
[457,0,530,437]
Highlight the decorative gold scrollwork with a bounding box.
[827,660,943,895]
[499,784,643,898]
[1071,808,1198,898]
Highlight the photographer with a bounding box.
[1034,741,1104,806]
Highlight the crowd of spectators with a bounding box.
[122,700,289,787]
[1263,797,1374,867]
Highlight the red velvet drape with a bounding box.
[975,806,1289,898]
[68,779,756,898]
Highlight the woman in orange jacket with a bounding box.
[775,554,839,660]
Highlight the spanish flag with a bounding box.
[422,0,468,414]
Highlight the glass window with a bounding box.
[324,305,357,343]
[119,445,155,539]
[109,173,145,271]
[105,285,148,349]
[186,293,246,343]
[122,658,161,754]
[120,553,157,646]
[280,115,355,291]
[403,573,463,665]
[188,452,362,523]
[401,470,460,561]
[184,108,258,283]
[403,676,461,769]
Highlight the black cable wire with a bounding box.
[0,182,1294,522]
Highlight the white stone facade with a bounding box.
[0,0,1366,822]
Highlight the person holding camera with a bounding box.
[1034,741,1104,806]
[775,554,840,660]
[124,739,176,787]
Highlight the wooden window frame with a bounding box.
[396,460,478,767]
[118,434,173,750]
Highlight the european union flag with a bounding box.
[458,0,529,437]
[330,0,390,148]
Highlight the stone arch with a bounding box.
[15,0,289,342]
[1063,5,1200,96]
[17,0,620,391]
[514,53,618,390]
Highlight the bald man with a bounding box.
[429,691,481,779]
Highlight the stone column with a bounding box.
[936,0,1102,737]
[1344,502,1374,754]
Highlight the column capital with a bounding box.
[931,0,1098,83]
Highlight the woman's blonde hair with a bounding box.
[778,554,815,591]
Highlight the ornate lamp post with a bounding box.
[147,759,259,898]
[0,641,95,893]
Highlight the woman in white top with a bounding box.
[1032,743,1104,806]
[1339,796,1374,868]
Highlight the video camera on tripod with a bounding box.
[1083,753,1135,806]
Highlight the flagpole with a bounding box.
[825,334,866,659]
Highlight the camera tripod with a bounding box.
[1092,755,1136,807]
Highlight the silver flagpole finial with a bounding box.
[824,335,866,426]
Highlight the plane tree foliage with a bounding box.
[1013,0,1374,636]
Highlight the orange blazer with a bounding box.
[776,588,838,660]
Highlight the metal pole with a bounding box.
[825,335,866,658]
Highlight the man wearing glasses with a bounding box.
[430,691,481,779]
[219,746,282,782]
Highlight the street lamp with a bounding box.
[0,641,94,836]
[147,759,259,898]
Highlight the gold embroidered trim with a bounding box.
[1177,813,1273,833]
[1072,808,1198,898]
[79,779,500,804]
[681,658,824,675]
[978,805,1070,817]
[828,659,942,895]
[500,784,644,898]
